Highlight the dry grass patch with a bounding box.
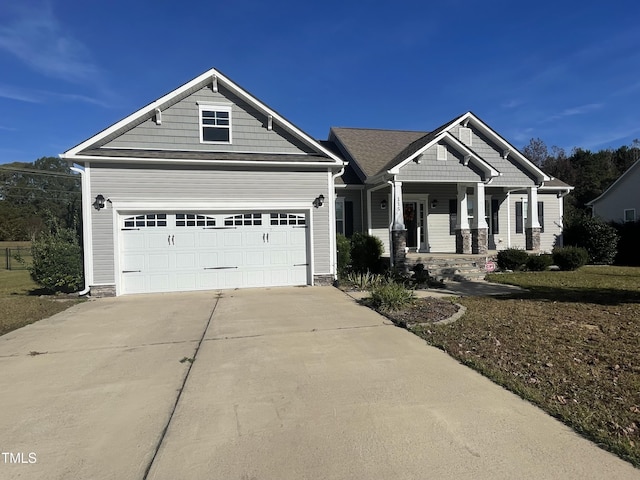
[411,266,640,467]
[0,270,80,336]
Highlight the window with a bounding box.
[516,201,543,233]
[176,214,216,227]
[335,198,345,235]
[199,105,231,143]
[624,209,636,223]
[123,214,167,228]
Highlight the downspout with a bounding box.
[69,164,91,296]
[331,166,345,280]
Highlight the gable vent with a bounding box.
[459,127,472,146]
[437,144,447,161]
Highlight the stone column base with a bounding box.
[472,228,489,255]
[525,227,541,251]
[392,229,407,273]
[455,229,471,254]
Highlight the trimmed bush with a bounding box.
[525,254,553,271]
[350,232,384,273]
[497,248,529,271]
[552,246,588,271]
[369,281,415,311]
[30,227,83,293]
[563,216,618,265]
[336,233,352,276]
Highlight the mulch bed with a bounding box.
[374,297,460,327]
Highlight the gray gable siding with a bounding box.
[89,165,331,285]
[450,125,536,187]
[591,162,640,223]
[397,142,483,182]
[100,85,314,154]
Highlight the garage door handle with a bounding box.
[293,263,309,267]
[122,270,141,273]
[204,266,238,270]
[167,235,174,245]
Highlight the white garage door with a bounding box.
[119,211,309,294]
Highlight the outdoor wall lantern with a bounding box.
[431,199,438,209]
[380,199,387,210]
[313,194,325,208]
[93,194,106,211]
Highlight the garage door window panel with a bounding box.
[225,213,262,226]
[270,213,306,226]
[124,214,167,228]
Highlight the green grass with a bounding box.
[0,270,80,336]
[411,265,640,467]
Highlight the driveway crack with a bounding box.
[141,292,222,480]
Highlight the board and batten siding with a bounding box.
[89,165,331,285]
[101,85,314,154]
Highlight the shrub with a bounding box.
[563,216,618,265]
[496,248,529,271]
[345,271,384,290]
[30,227,83,293]
[336,233,352,276]
[350,232,384,273]
[612,220,640,266]
[552,246,588,271]
[525,254,553,271]
[369,281,415,311]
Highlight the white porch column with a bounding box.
[456,184,469,229]
[392,180,405,230]
[526,186,540,228]
[472,182,488,229]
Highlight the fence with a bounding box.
[3,247,32,270]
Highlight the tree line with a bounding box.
[0,157,80,241]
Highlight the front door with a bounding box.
[403,202,418,249]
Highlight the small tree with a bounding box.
[563,216,618,264]
[30,216,83,293]
[336,234,352,276]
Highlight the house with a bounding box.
[586,158,640,224]
[61,68,572,296]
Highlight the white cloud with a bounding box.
[0,84,41,103]
[542,103,604,123]
[0,2,99,82]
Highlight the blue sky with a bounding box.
[1,0,639,164]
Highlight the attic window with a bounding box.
[437,144,447,161]
[199,105,231,143]
[459,127,472,146]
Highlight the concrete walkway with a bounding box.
[0,287,638,479]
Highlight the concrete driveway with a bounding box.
[0,287,638,479]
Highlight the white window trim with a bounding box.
[624,208,636,223]
[198,104,232,144]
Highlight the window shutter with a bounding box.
[491,198,500,234]
[515,201,523,234]
[449,199,457,235]
[538,202,544,233]
[345,201,354,237]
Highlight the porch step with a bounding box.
[406,255,490,282]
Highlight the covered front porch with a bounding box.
[367,181,542,265]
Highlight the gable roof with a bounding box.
[62,68,344,166]
[331,112,552,185]
[586,157,640,206]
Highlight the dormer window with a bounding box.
[199,104,232,143]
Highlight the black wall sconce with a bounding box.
[313,194,325,208]
[93,194,106,211]
[431,199,438,209]
[380,199,387,210]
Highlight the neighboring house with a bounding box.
[61,68,573,296]
[586,158,640,224]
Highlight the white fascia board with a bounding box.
[64,67,345,166]
[461,112,550,182]
[61,154,341,169]
[387,131,499,179]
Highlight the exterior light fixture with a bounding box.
[380,199,387,210]
[314,194,325,208]
[94,194,106,210]
[431,199,438,209]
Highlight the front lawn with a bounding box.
[0,270,80,336]
[412,266,640,467]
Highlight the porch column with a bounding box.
[526,186,541,251]
[391,180,407,271]
[471,182,489,254]
[456,184,471,254]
